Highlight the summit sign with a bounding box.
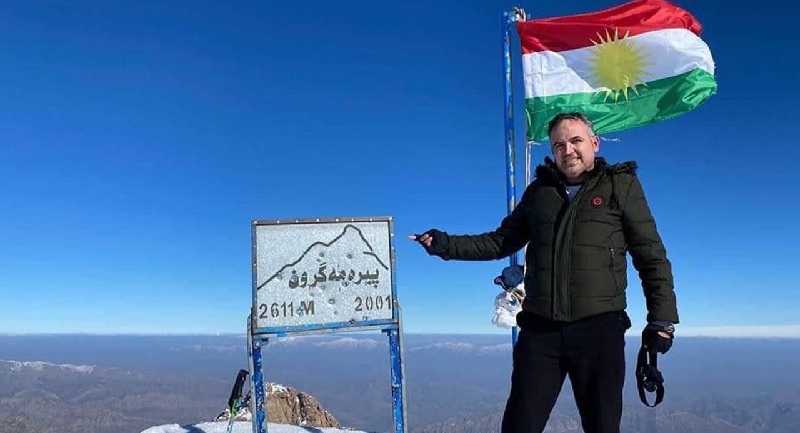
[248,216,407,433]
[252,217,396,333]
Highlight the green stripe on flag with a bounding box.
[525,68,717,142]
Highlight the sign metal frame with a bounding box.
[246,216,407,433]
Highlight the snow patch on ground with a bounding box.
[142,421,371,433]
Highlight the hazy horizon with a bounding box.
[4,325,800,338]
[3,333,800,433]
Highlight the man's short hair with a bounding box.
[547,112,596,137]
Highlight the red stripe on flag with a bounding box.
[516,0,703,54]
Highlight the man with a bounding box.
[410,112,678,433]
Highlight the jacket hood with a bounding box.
[535,157,637,184]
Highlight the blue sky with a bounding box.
[0,0,797,335]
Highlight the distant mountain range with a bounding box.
[0,359,229,433]
[1,334,800,433]
[411,397,800,433]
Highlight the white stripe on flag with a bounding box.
[521,28,715,98]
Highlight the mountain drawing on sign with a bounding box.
[258,224,390,291]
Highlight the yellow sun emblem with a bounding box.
[587,28,652,102]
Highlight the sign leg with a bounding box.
[250,329,268,433]
[388,329,407,433]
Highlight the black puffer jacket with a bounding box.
[443,157,679,323]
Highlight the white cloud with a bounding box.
[669,325,800,338]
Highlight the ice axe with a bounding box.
[225,369,250,433]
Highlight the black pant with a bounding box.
[501,310,631,433]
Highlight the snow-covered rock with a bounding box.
[142,421,370,433]
[213,382,341,429]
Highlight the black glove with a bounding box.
[642,322,674,354]
[494,265,524,291]
[414,229,450,259]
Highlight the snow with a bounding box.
[314,337,383,349]
[141,421,370,433]
[266,382,289,393]
[256,223,393,328]
[477,343,512,354]
[491,283,525,329]
[172,344,240,353]
[272,336,301,345]
[409,342,475,352]
[0,359,95,373]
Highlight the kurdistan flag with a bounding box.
[517,0,717,142]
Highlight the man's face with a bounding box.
[549,118,599,182]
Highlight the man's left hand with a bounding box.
[642,322,675,354]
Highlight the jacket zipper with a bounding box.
[609,247,619,292]
[553,180,590,321]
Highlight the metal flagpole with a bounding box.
[502,7,526,346]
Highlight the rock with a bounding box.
[215,382,341,429]
[265,382,341,428]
